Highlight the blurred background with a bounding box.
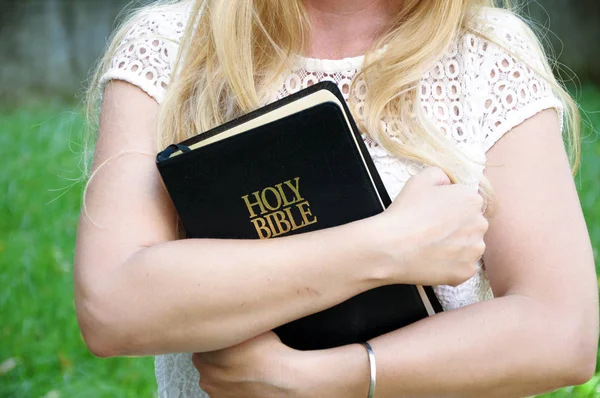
[0,0,598,397]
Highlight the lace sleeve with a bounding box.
[99,5,189,104]
[474,11,564,153]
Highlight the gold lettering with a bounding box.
[250,217,272,239]
[297,201,317,226]
[264,212,279,237]
[283,206,304,231]
[261,187,282,211]
[242,191,266,218]
[265,211,291,237]
[243,177,316,239]
[284,177,304,202]
[275,182,296,207]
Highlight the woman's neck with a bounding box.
[303,0,403,60]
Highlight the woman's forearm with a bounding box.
[304,295,596,398]
[75,216,388,357]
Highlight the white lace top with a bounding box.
[100,2,563,397]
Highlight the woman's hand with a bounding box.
[192,332,306,398]
[372,167,489,287]
[192,332,371,398]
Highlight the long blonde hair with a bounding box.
[86,0,580,217]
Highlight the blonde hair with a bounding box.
[86,0,580,217]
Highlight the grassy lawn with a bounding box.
[0,87,599,397]
[0,103,156,397]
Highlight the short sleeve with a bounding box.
[99,4,190,104]
[474,11,564,153]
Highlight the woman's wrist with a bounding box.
[293,343,372,398]
[323,217,397,291]
[356,213,412,286]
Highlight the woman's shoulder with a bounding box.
[471,8,547,65]
[426,8,549,93]
[99,1,194,103]
[453,7,549,77]
[425,7,563,153]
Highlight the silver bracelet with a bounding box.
[361,342,377,398]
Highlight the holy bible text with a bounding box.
[241,177,317,239]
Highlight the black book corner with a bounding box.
[156,82,443,350]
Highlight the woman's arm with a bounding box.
[301,109,598,397]
[75,81,383,357]
[75,81,487,358]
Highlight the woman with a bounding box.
[75,0,598,397]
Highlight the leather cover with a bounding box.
[156,82,442,350]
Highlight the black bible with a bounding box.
[156,81,443,350]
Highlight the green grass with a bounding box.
[0,103,156,397]
[0,87,599,397]
[539,85,600,398]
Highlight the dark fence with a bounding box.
[0,0,598,102]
